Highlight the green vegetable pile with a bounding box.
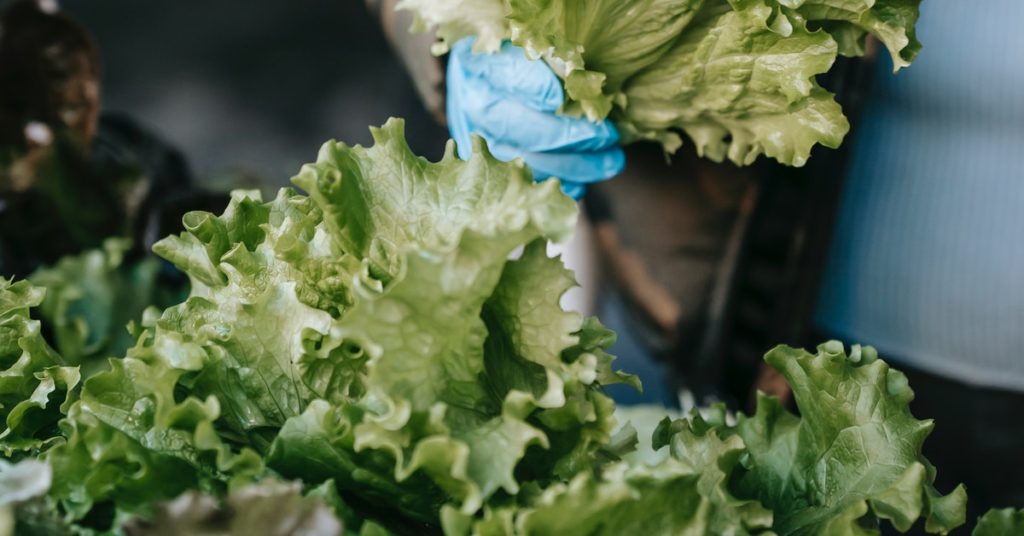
[400,0,921,166]
[0,120,1015,535]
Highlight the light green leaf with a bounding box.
[783,0,923,69]
[46,406,205,521]
[400,0,922,167]
[973,508,1024,536]
[256,119,598,530]
[153,190,356,435]
[619,1,847,166]
[507,0,705,120]
[46,345,264,521]
[731,342,966,534]
[613,405,682,467]
[291,121,577,283]
[507,457,769,535]
[0,278,75,454]
[266,400,446,527]
[398,0,509,54]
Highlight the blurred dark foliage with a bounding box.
[0,0,448,274]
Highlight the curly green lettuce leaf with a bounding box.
[448,415,772,536]
[121,480,343,536]
[506,0,854,165]
[507,0,705,120]
[973,508,1024,536]
[268,231,554,517]
[268,204,585,525]
[149,119,620,529]
[290,122,577,284]
[152,189,357,436]
[481,242,637,482]
[731,342,967,535]
[263,122,574,520]
[46,406,207,523]
[79,330,264,473]
[778,0,922,69]
[440,408,757,536]
[398,0,509,54]
[0,276,233,529]
[400,0,922,167]
[0,240,184,456]
[266,400,449,528]
[516,463,768,535]
[0,278,76,454]
[618,1,847,166]
[3,194,310,524]
[47,353,264,522]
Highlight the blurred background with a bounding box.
[62,0,447,189]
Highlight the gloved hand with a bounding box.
[446,38,625,200]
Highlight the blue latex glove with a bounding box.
[446,38,625,200]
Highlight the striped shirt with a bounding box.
[815,2,1024,391]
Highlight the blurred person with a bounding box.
[0,0,200,277]
[729,2,1024,524]
[813,2,1024,520]
[368,0,758,407]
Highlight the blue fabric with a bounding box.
[446,39,625,200]
[599,293,678,407]
[815,2,1024,390]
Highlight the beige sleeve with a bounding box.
[365,0,447,123]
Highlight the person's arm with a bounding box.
[587,190,682,338]
[364,0,446,123]
[745,38,882,409]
